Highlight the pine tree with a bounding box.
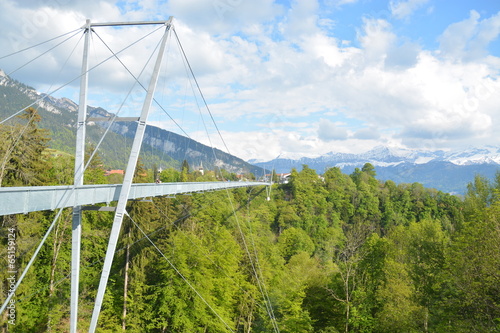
[0,108,50,186]
[84,144,106,185]
[180,159,190,182]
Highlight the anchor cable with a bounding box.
[1,24,165,125]
[125,210,236,332]
[0,27,81,60]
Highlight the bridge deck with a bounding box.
[0,181,269,216]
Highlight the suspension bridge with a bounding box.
[0,18,271,332]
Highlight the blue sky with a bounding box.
[1,0,500,161]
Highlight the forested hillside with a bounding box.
[1,110,500,332]
[0,70,266,175]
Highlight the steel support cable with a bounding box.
[222,187,281,332]
[176,46,213,168]
[173,30,227,185]
[156,39,175,165]
[173,33,278,328]
[175,62,195,165]
[172,32,279,330]
[83,31,162,172]
[0,110,41,186]
[175,58,263,316]
[0,23,161,307]
[245,188,280,331]
[150,197,270,314]
[0,33,84,185]
[125,210,236,333]
[15,210,194,305]
[0,27,81,60]
[0,204,70,314]
[0,24,165,125]
[179,42,213,147]
[264,155,281,199]
[44,30,86,98]
[6,29,82,77]
[172,27,232,186]
[172,27,230,154]
[92,29,191,139]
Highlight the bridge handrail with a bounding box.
[0,181,270,216]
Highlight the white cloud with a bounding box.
[318,118,349,141]
[385,41,420,69]
[324,0,359,7]
[358,18,395,65]
[390,0,430,20]
[439,10,481,60]
[165,0,283,36]
[353,127,380,140]
[1,0,500,162]
[439,10,500,61]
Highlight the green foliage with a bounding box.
[0,108,50,186]
[160,167,181,182]
[361,162,376,177]
[273,252,324,332]
[437,194,500,331]
[2,120,500,333]
[84,144,106,184]
[278,227,315,261]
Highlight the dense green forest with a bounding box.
[1,110,500,332]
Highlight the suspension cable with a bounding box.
[92,30,191,139]
[170,31,279,327]
[246,188,280,331]
[0,24,165,125]
[0,33,84,187]
[172,27,230,154]
[222,186,281,332]
[170,33,279,329]
[172,27,228,185]
[6,29,81,77]
[0,204,67,314]
[150,197,269,314]
[83,31,162,172]
[125,210,236,332]
[0,28,81,60]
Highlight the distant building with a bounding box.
[236,174,250,181]
[198,161,204,176]
[104,169,124,176]
[263,173,291,184]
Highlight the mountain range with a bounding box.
[253,146,500,194]
[0,69,265,176]
[2,69,498,194]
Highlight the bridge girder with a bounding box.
[0,181,269,216]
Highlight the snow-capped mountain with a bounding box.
[0,69,70,115]
[253,146,500,194]
[441,146,500,165]
[257,146,500,170]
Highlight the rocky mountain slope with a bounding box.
[0,69,265,176]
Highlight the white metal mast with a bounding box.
[88,17,173,333]
[70,18,91,333]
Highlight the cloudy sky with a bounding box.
[1,0,499,162]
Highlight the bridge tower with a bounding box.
[0,18,269,332]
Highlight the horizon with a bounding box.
[0,0,499,162]
[254,144,500,163]
[2,66,500,164]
